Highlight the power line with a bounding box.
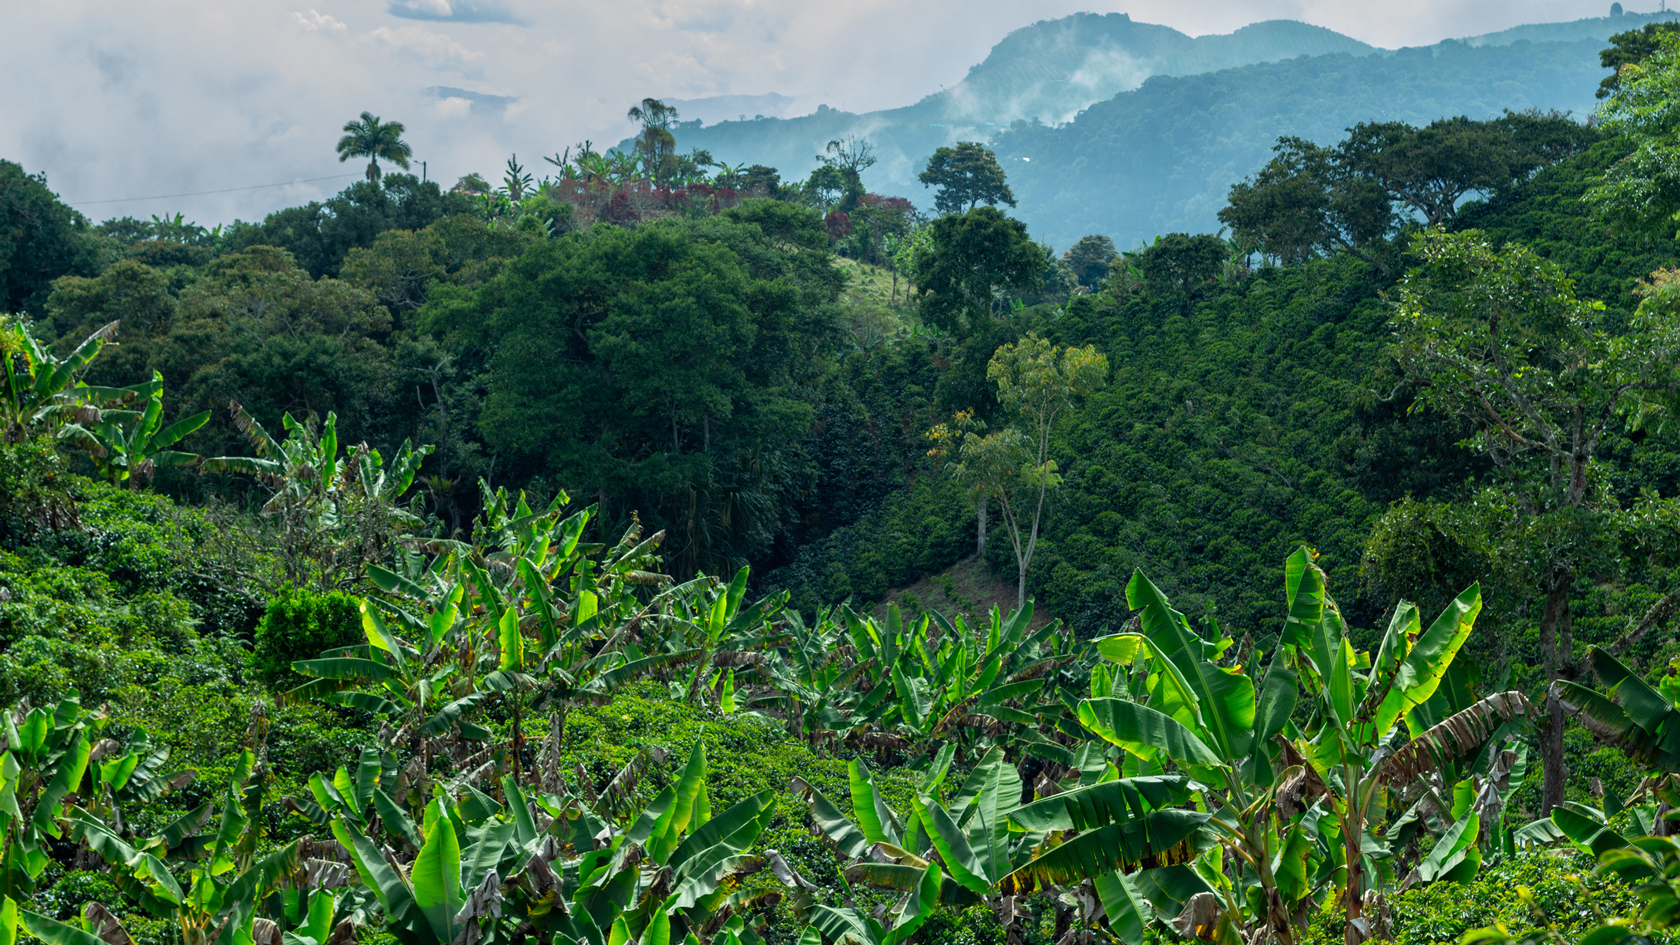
[69,173,364,206]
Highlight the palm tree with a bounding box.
[336,112,412,181]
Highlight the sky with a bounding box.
[2,0,1641,226]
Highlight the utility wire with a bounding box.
[70,173,363,206]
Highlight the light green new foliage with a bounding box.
[930,331,1108,608]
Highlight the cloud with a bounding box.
[434,96,474,118]
[387,0,525,25]
[426,85,518,116]
[362,25,483,71]
[292,9,346,32]
[2,0,1631,228]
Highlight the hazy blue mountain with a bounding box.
[651,13,1379,198]
[994,36,1621,250]
[646,9,1679,252]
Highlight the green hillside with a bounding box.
[996,37,1614,250]
[9,12,1680,945]
[664,11,1680,252]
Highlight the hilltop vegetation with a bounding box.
[8,11,1680,945]
[667,10,1680,249]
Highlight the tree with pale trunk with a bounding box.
[929,333,1107,609]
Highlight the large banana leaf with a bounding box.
[1123,574,1254,756]
[913,798,993,896]
[792,779,871,859]
[1078,698,1221,768]
[1372,584,1482,737]
[1093,871,1156,945]
[1000,810,1211,889]
[847,760,900,846]
[1009,777,1191,832]
[883,861,941,945]
[666,790,774,874]
[947,746,1019,877]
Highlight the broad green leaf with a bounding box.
[1282,548,1326,651]
[649,743,708,863]
[1375,584,1481,737]
[1326,638,1356,729]
[644,912,672,945]
[411,798,464,945]
[1001,810,1210,889]
[19,910,104,945]
[882,860,940,945]
[667,791,774,873]
[799,781,871,859]
[1093,871,1155,945]
[1253,664,1297,744]
[1010,777,1191,832]
[1078,699,1221,768]
[330,819,417,933]
[497,608,523,671]
[848,760,898,846]
[914,798,991,895]
[1418,811,1479,882]
[1552,803,1629,857]
[1272,822,1312,902]
[951,747,1019,881]
[0,897,15,945]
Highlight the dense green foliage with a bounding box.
[9,15,1680,945]
[250,588,363,688]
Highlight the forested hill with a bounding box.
[661,10,1677,250]
[997,36,1616,250]
[649,13,1378,198]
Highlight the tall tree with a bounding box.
[912,206,1043,334]
[1598,21,1680,98]
[918,143,1016,215]
[336,112,412,182]
[1369,229,1680,813]
[0,161,102,315]
[1220,137,1392,263]
[1589,29,1680,235]
[1062,234,1119,289]
[627,98,680,183]
[930,333,1108,608]
[816,136,876,211]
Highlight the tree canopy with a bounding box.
[918,142,1017,215]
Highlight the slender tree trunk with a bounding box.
[977,495,987,557]
[1343,789,1364,945]
[1539,574,1573,814]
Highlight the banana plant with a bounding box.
[204,403,430,587]
[796,745,1211,945]
[1027,548,1533,945]
[57,371,210,488]
[0,698,94,897]
[287,600,493,808]
[756,601,1084,762]
[505,742,778,945]
[1269,549,1534,945]
[1554,645,1680,775]
[71,750,303,945]
[0,316,121,443]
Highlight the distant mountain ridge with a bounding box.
[647,13,1389,199]
[645,9,1679,249]
[923,14,1377,126]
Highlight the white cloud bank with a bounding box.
[0,0,1632,225]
